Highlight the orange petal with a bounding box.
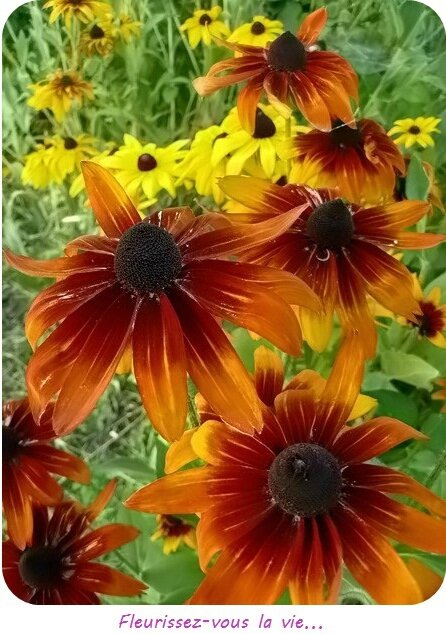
[182,260,302,355]
[237,77,265,134]
[16,455,63,505]
[164,429,198,474]
[405,558,443,601]
[51,288,137,435]
[289,72,331,131]
[147,206,195,238]
[64,235,118,256]
[4,249,113,279]
[254,345,284,406]
[133,295,187,442]
[219,175,304,216]
[335,506,422,604]
[183,203,308,260]
[332,416,427,464]
[86,480,117,521]
[2,466,33,549]
[81,162,141,238]
[29,444,90,484]
[395,231,446,249]
[73,524,140,561]
[124,468,211,514]
[170,286,263,434]
[273,389,319,445]
[354,200,431,236]
[75,562,146,596]
[297,7,328,46]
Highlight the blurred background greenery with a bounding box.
[2,0,446,604]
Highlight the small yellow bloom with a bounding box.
[27,69,93,122]
[405,276,446,348]
[213,105,297,179]
[81,19,115,57]
[151,515,196,555]
[100,134,188,203]
[180,6,229,49]
[115,13,142,42]
[228,15,283,49]
[52,134,99,178]
[177,125,228,205]
[43,0,111,28]
[21,140,65,189]
[388,116,441,149]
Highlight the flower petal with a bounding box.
[2,465,33,549]
[72,524,140,562]
[219,175,306,216]
[169,286,263,434]
[296,7,328,45]
[254,345,284,406]
[75,562,146,596]
[164,429,197,474]
[273,389,318,445]
[133,295,187,442]
[81,162,141,238]
[28,444,90,484]
[237,76,265,134]
[125,468,212,514]
[4,250,113,279]
[146,207,195,238]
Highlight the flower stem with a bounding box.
[424,449,446,490]
[188,392,200,428]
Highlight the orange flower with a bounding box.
[290,118,405,205]
[3,482,146,604]
[2,397,90,550]
[4,163,319,442]
[165,345,376,474]
[220,175,444,357]
[193,8,358,133]
[125,337,446,605]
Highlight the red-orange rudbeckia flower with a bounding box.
[193,8,358,134]
[3,481,147,604]
[125,337,446,605]
[290,118,406,205]
[219,175,445,356]
[2,397,90,550]
[4,163,319,441]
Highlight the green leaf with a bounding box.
[366,389,418,425]
[381,351,439,389]
[94,457,154,481]
[144,548,204,598]
[405,155,430,200]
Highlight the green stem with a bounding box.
[424,449,446,490]
[188,392,201,428]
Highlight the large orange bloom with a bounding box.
[291,118,406,205]
[2,397,90,550]
[193,8,358,134]
[125,337,446,605]
[219,175,445,356]
[3,482,147,604]
[4,163,319,441]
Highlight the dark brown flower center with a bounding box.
[160,515,191,537]
[408,125,421,135]
[19,546,64,589]
[138,153,157,172]
[59,74,74,87]
[64,137,78,150]
[199,13,212,26]
[268,443,342,517]
[330,119,362,149]
[267,31,306,72]
[90,24,105,39]
[253,108,276,138]
[2,425,21,462]
[411,301,444,337]
[251,21,266,35]
[305,198,355,250]
[115,222,182,294]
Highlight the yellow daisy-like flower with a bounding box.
[81,19,115,56]
[52,134,99,178]
[27,69,93,122]
[180,6,229,49]
[21,140,65,189]
[228,15,283,49]
[177,125,228,205]
[43,0,111,27]
[100,134,188,202]
[151,515,196,555]
[115,13,142,42]
[405,276,446,348]
[212,105,301,179]
[388,117,441,149]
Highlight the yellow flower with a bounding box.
[177,125,228,205]
[288,157,325,188]
[43,0,111,27]
[180,6,229,49]
[212,105,298,179]
[115,13,142,42]
[81,19,115,57]
[405,276,446,348]
[388,116,441,149]
[151,515,196,555]
[228,15,283,49]
[21,140,65,189]
[52,134,99,178]
[27,69,93,122]
[100,134,188,202]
